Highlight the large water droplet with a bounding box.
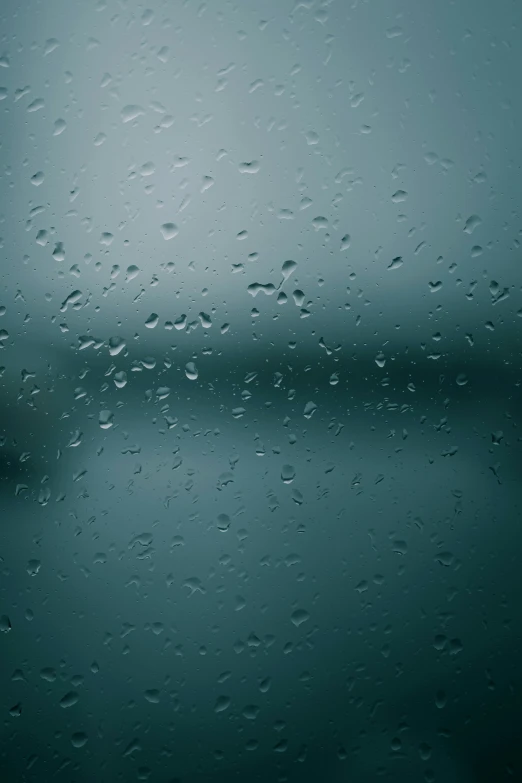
[185,362,198,380]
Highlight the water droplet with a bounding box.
[303,401,317,419]
[114,371,127,389]
[121,104,144,123]
[281,259,297,282]
[312,216,328,231]
[100,232,113,246]
[392,539,408,555]
[26,559,41,576]
[291,609,309,627]
[71,732,88,748]
[60,691,79,709]
[259,677,271,693]
[185,362,198,380]
[158,46,170,63]
[435,690,447,709]
[145,313,159,329]
[108,337,126,356]
[419,743,432,761]
[126,265,140,282]
[340,234,351,251]
[217,514,230,532]
[160,223,178,240]
[433,635,447,651]
[52,242,65,262]
[464,214,481,234]
[27,98,45,113]
[435,551,454,567]
[388,256,403,270]
[239,160,260,174]
[214,695,231,713]
[99,410,114,429]
[53,118,67,136]
[199,312,212,328]
[44,38,60,56]
[281,465,296,484]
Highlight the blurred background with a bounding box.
[1,0,521,780]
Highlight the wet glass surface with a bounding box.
[1,1,522,780]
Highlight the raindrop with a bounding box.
[109,337,126,356]
[53,118,66,135]
[239,161,260,174]
[291,609,309,627]
[121,104,144,123]
[303,401,317,419]
[71,732,88,748]
[126,265,140,282]
[99,410,114,429]
[60,691,79,709]
[217,514,231,532]
[185,362,198,380]
[464,214,481,234]
[214,695,231,713]
[114,371,127,389]
[281,259,297,283]
[145,313,159,329]
[388,256,403,270]
[26,559,41,576]
[281,465,296,484]
[160,223,179,240]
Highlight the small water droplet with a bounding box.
[26,559,41,576]
[238,160,260,174]
[71,732,88,748]
[303,401,317,419]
